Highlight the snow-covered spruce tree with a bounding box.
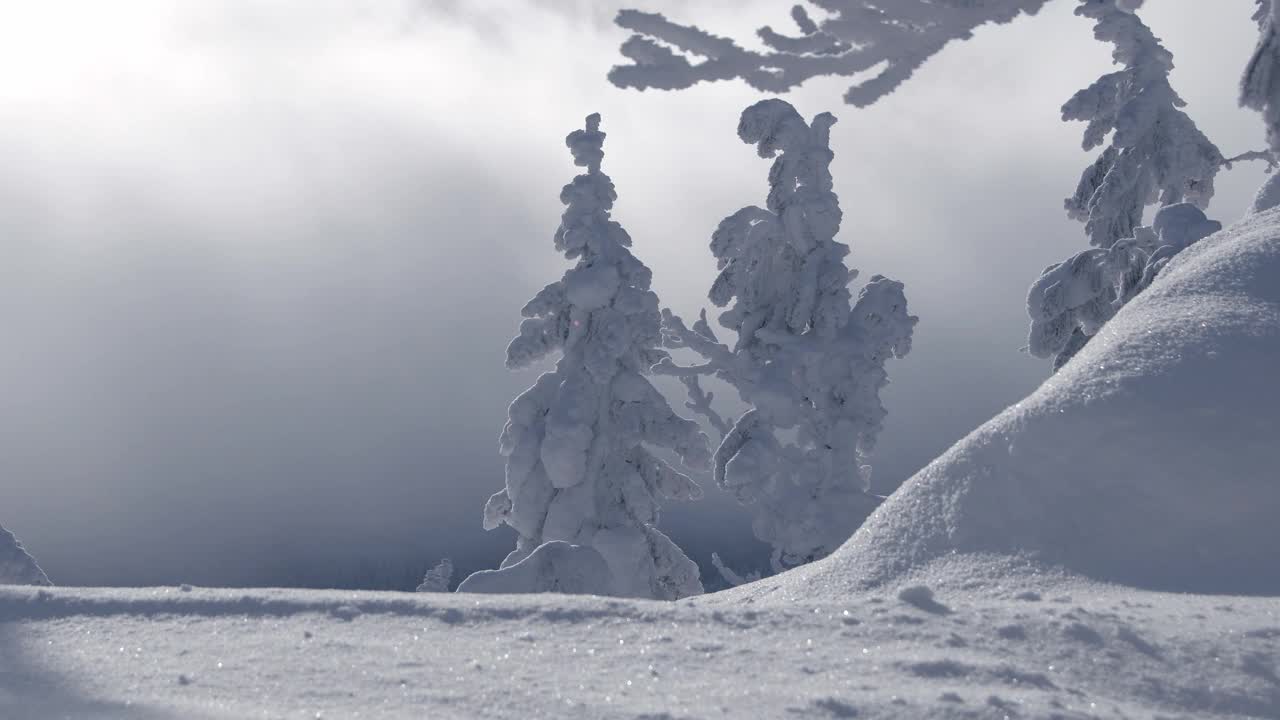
[1028,0,1225,369]
[1,523,51,586]
[656,99,916,572]
[415,558,453,592]
[459,114,711,601]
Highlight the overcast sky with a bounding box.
[0,0,1268,589]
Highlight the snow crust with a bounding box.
[2,580,1277,719]
[0,525,50,587]
[732,208,1280,601]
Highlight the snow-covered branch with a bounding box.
[609,1,1050,107]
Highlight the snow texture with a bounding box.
[415,558,453,593]
[734,207,1280,601]
[658,100,915,571]
[2,576,1278,719]
[0,524,49,587]
[609,1,1051,107]
[471,114,711,601]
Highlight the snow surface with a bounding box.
[0,525,49,587]
[1,576,1277,719]
[3,189,1278,720]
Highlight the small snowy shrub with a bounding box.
[465,114,711,601]
[416,558,453,593]
[659,99,915,572]
[0,524,51,586]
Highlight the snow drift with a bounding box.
[0,524,50,586]
[728,208,1280,600]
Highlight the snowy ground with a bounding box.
[2,569,1278,720]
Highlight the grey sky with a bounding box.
[0,0,1267,588]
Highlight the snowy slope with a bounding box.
[1,581,1278,719]
[0,525,50,587]
[720,207,1280,603]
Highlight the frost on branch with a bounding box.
[0,523,51,586]
[1062,1,1223,249]
[1028,203,1221,369]
[609,1,1049,107]
[659,100,915,570]
[415,558,453,593]
[464,114,711,601]
[1030,2,1224,370]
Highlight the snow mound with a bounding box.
[726,208,1280,601]
[0,525,50,586]
[456,541,614,596]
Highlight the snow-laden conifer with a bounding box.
[1061,1,1223,249]
[0,523,50,586]
[464,114,711,601]
[658,100,915,571]
[1029,1,1225,369]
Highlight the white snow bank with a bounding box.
[2,582,1278,719]
[0,525,49,586]
[726,208,1280,601]
[457,541,614,596]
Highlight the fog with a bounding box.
[0,0,1267,588]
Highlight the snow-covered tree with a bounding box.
[416,558,453,593]
[463,114,712,601]
[1029,1,1227,369]
[1062,0,1223,249]
[657,99,916,571]
[1,523,50,586]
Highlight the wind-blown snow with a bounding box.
[730,207,1280,601]
[0,525,49,587]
